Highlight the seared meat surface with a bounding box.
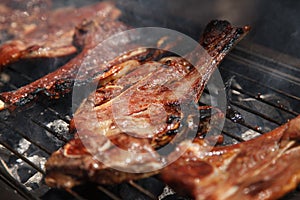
[0,2,169,111]
[161,115,300,200]
[0,4,134,111]
[0,20,129,110]
[0,1,121,70]
[45,20,249,188]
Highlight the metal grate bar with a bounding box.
[1,139,84,200]
[229,100,282,126]
[228,118,264,134]
[231,86,299,116]
[0,122,84,200]
[0,141,45,175]
[6,68,35,83]
[221,130,245,142]
[220,67,300,102]
[0,121,52,155]
[227,53,300,85]
[40,106,71,123]
[65,188,88,200]
[30,117,68,143]
[0,70,28,92]
[234,46,300,73]
[0,79,18,90]
[128,180,157,200]
[201,91,265,134]
[0,166,38,200]
[97,186,122,200]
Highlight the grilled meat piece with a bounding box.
[0,7,170,111]
[45,20,249,188]
[161,115,300,200]
[0,18,131,111]
[1,9,168,111]
[0,1,121,70]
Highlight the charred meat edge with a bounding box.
[0,19,161,111]
[0,15,170,111]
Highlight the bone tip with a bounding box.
[243,25,251,32]
[0,100,5,111]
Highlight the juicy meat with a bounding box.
[0,1,121,70]
[0,4,170,111]
[160,115,300,200]
[45,20,249,188]
[0,18,131,111]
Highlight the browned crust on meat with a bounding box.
[0,18,130,110]
[0,1,121,70]
[160,116,300,200]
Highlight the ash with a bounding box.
[46,119,69,135]
[23,155,46,170]
[16,154,48,193]
[17,138,31,154]
[46,119,70,143]
[159,185,176,200]
[0,141,49,195]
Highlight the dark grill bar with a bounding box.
[1,0,300,200]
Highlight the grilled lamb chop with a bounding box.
[0,18,130,111]
[45,20,250,188]
[0,8,169,111]
[0,7,170,111]
[0,1,121,70]
[160,115,300,200]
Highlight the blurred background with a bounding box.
[51,0,300,61]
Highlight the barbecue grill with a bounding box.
[0,0,300,199]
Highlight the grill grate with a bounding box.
[0,31,300,200]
